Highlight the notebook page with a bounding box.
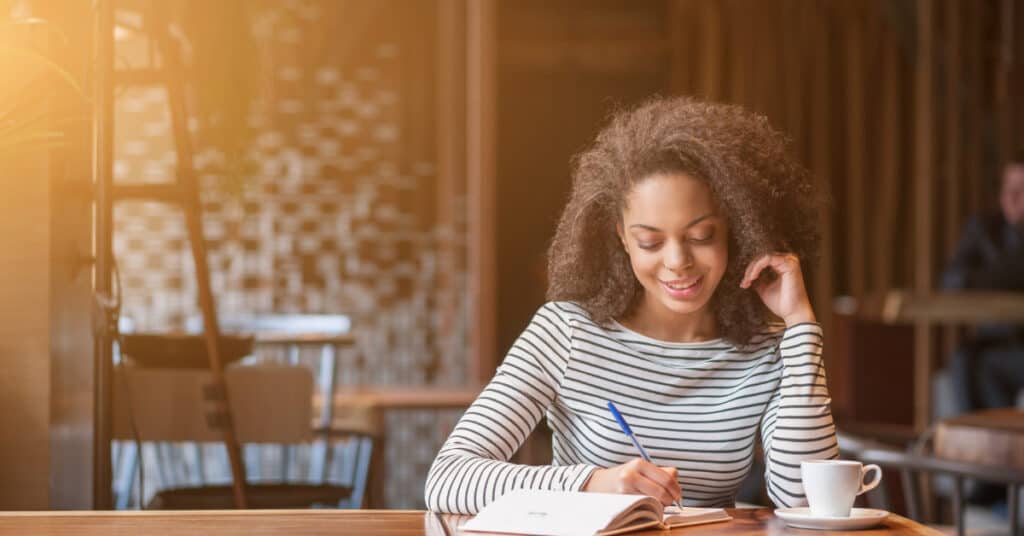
[662,505,732,527]
[460,490,651,536]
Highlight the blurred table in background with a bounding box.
[859,290,1024,325]
[835,290,1024,432]
[935,408,1024,470]
[319,386,481,508]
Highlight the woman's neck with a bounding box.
[618,298,719,343]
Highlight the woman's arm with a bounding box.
[759,323,839,507]
[423,303,599,514]
[741,253,838,505]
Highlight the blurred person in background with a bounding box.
[943,151,1024,415]
[942,151,1024,512]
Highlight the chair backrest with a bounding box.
[113,364,313,443]
[838,428,1024,536]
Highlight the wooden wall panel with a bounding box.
[845,5,867,298]
[0,152,52,509]
[965,2,984,215]
[436,0,468,378]
[0,2,96,508]
[943,0,964,255]
[699,1,722,101]
[877,33,902,293]
[913,0,936,428]
[467,0,498,384]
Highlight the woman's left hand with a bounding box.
[740,253,817,326]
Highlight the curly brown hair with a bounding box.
[546,96,822,346]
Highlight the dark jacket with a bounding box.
[942,212,1024,340]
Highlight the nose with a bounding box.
[663,242,694,273]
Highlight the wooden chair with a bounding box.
[838,428,1024,536]
[112,364,381,509]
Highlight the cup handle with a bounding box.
[857,464,882,495]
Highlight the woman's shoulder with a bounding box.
[734,322,788,353]
[534,301,599,326]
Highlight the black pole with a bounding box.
[91,0,114,510]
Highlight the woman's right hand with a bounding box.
[582,458,682,506]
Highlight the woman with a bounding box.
[425,97,837,514]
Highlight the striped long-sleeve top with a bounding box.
[424,301,838,514]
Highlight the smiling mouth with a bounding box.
[659,276,704,300]
[662,277,702,291]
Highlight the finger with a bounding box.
[767,253,800,274]
[741,255,773,288]
[630,473,678,505]
[616,458,648,493]
[659,466,683,502]
[636,461,682,502]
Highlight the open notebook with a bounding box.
[459,489,731,536]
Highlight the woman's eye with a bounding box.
[689,233,714,243]
[637,242,660,250]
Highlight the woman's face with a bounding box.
[617,173,729,324]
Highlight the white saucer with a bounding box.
[774,507,889,530]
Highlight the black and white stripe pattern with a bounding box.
[425,301,837,514]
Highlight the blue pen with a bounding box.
[607,401,684,511]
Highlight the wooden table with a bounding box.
[867,290,1024,325]
[318,387,482,509]
[0,508,941,535]
[856,290,1024,430]
[319,386,482,412]
[935,408,1024,470]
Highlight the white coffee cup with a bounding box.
[800,460,882,517]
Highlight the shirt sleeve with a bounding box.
[424,303,600,514]
[759,322,839,508]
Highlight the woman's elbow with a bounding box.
[423,454,458,513]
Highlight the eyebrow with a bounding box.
[628,213,716,232]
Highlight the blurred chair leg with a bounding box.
[952,476,964,536]
[311,344,338,483]
[902,469,921,522]
[1009,484,1019,536]
[350,437,372,509]
[114,441,139,510]
[155,443,171,491]
[320,437,335,485]
[867,476,891,511]
[194,443,206,485]
[282,445,293,482]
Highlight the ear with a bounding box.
[616,222,627,250]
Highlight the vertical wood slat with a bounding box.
[941,0,964,364]
[965,2,983,215]
[845,3,867,297]
[466,0,498,386]
[808,2,835,372]
[727,1,748,107]
[913,0,936,430]
[668,0,693,96]
[699,0,722,100]
[781,0,806,159]
[758,2,783,123]
[875,35,902,292]
[748,1,767,114]
[92,0,116,510]
[997,0,1016,168]
[435,0,467,367]
[944,0,963,256]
